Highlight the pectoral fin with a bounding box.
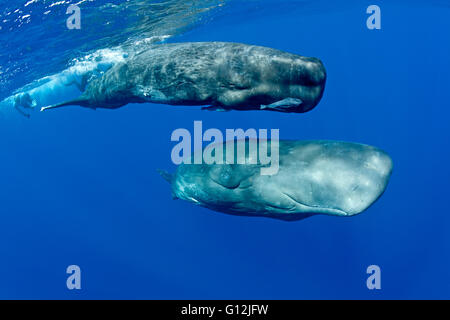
[201,106,230,112]
[14,93,36,109]
[157,169,173,184]
[157,169,178,200]
[260,98,303,112]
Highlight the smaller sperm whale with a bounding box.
[40,42,326,113]
[0,47,128,118]
[159,140,393,221]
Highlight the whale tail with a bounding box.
[40,97,91,112]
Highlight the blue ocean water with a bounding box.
[0,0,449,299]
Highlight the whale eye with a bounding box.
[208,165,241,189]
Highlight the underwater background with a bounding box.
[0,0,449,299]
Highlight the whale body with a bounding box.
[41,42,326,113]
[160,140,393,221]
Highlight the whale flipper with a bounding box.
[260,98,303,112]
[157,169,173,184]
[12,93,36,118]
[157,169,178,200]
[201,106,230,112]
[14,93,36,109]
[40,97,91,112]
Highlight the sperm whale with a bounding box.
[40,42,326,113]
[159,140,393,221]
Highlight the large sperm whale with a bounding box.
[40,42,326,113]
[159,140,393,221]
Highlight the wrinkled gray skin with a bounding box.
[160,140,393,221]
[41,42,326,113]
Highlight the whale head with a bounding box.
[217,46,327,113]
[260,54,327,113]
[285,56,327,112]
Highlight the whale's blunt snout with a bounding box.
[295,57,326,86]
[311,58,327,85]
[342,148,393,216]
[287,57,326,113]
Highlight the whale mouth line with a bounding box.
[206,180,351,217]
[282,192,349,217]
